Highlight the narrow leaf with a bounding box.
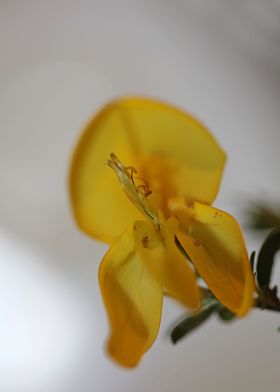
[256,227,280,288]
[218,306,235,322]
[250,251,256,272]
[247,203,280,230]
[171,298,218,344]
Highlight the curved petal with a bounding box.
[171,199,255,316]
[133,218,200,310]
[99,223,163,368]
[117,97,226,206]
[69,97,226,243]
[69,101,143,243]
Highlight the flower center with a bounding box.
[139,154,177,217]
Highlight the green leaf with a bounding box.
[256,227,280,288]
[218,306,235,322]
[247,203,280,230]
[171,298,218,344]
[250,251,256,272]
[257,286,280,310]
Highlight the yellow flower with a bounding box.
[69,97,254,367]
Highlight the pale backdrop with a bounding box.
[0,1,280,391]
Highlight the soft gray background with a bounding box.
[0,0,280,391]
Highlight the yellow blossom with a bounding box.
[69,97,254,367]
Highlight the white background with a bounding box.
[0,0,280,391]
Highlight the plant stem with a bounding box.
[199,287,280,313]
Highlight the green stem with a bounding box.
[199,287,280,313]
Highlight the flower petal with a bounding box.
[118,97,226,206]
[69,97,226,243]
[171,200,254,316]
[99,223,163,368]
[69,101,143,243]
[133,218,200,310]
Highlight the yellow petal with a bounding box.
[171,200,254,316]
[133,218,200,310]
[118,97,226,206]
[99,223,163,368]
[69,101,143,243]
[69,97,226,243]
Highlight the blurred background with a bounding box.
[0,0,280,391]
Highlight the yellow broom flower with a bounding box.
[69,97,254,367]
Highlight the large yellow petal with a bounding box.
[69,97,226,243]
[117,97,226,206]
[99,223,163,368]
[170,199,254,316]
[133,218,200,310]
[69,101,143,243]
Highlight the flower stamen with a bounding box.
[107,153,161,228]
